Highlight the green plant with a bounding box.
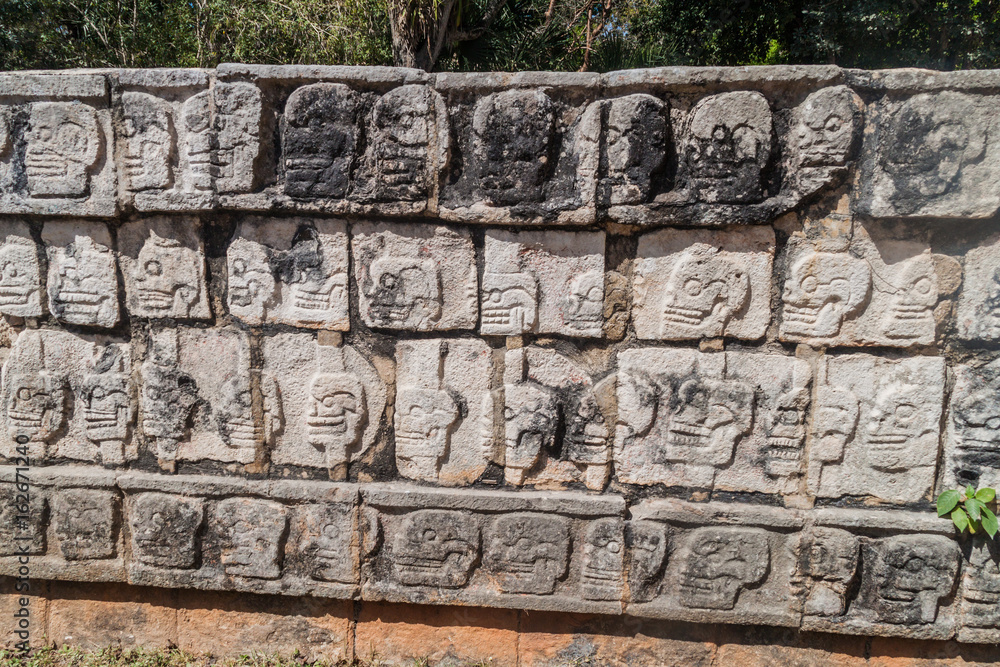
[937,485,999,537]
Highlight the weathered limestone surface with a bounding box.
[3,64,1000,646]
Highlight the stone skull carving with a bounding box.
[486,513,569,595]
[661,252,749,338]
[120,91,174,192]
[792,86,863,168]
[503,382,559,486]
[394,387,459,482]
[566,271,604,334]
[564,391,609,465]
[661,377,753,467]
[882,93,984,208]
[782,252,872,338]
[274,226,347,314]
[603,94,667,205]
[227,237,276,320]
[951,371,1000,485]
[371,85,446,201]
[181,91,214,192]
[685,91,772,204]
[129,492,204,569]
[582,517,625,601]
[812,384,860,464]
[305,372,366,469]
[392,509,480,588]
[865,377,937,472]
[80,345,134,465]
[284,83,360,198]
[627,520,669,603]
[139,357,198,462]
[797,527,859,617]
[364,256,441,328]
[961,542,1000,629]
[53,490,116,561]
[869,535,960,625]
[47,235,118,327]
[473,89,555,206]
[215,371,259,451]
[25,102,100,198]
[214,82,261,193]
[215,498,288,580]
[765,386,810,478]
[132,231,205,317]
[7,333,67,450]
[679,527,770,610]
[481,271,538,335]
[882,254,938,342]
[302,504,354,583]
[0,238,43,317]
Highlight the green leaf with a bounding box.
[983,507,999,538]
[967,484,977,500]
[967,498,985,522]
[938,489,961,516]
[977,487,997,503]
[953,507,971,533]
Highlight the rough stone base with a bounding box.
[5,578,1000,666]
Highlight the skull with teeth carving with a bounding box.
[782,252,871,338]
[661,252,748,338]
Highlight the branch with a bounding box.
[449,0,509,42]
[430,0,460,64]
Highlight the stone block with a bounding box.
[956,539,1000,644]
[615,348,811,494]
[42,221,119,328]
[394,337,496,485]
[944,359,1000,491]
[779,216,955,348]
[857,91,1000,219]
[262,331,387,476]
[502,346,614,490]
[955,233,1000,342]
[632,227,774,341]
[352,222,477,331]
[0,74,116,217]
[0,220,44,318]
[361,484,626,615]
[808,354,944,504]
[1,329,134,465]
[47,582,177,649]
[482,230,605,337]
[227,217,349,329]
[118,216,211,320]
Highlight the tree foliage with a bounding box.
[0,0,998,72]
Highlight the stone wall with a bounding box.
[1,64,1000,655]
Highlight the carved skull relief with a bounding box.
[661,252,749,338]
[865,377,938,473]
[685,91,772,203]
[7,334,67,450]
[961,542,1000,629]
[881,254,938,342]
[603,94,667,205]
[473,89,555,206]
[371,85,446,201]
[120,91,174,192]
[797,527,859,617]
[0,237,43,317]
[792,86,863,168]
[364,256,441,328]
[214,498,288,580]
[481,271,538,335]
[765,386,810,478]
[284,83,360,198]
[47,235,118,327]
[812,384,860,464]
[563,391,610,465]
[80,345,134,465]
[214,81,261,193]
[139,342,198,463]
[131,231,204,318]
[582,517,625,601]
[782,252,872,338]
[485,513,569,595]
[180,92,213,192]
[52,489,116,561]
[679,527,770,610]
[392,509,479,588]
[565,271,604,335]
[868,535,959,625]
[628,521,669,603]
[951,370,1000,485]
[301,503,354,584]
[661,378,753,467]
[503,382,559,486]
[305,372,366,468]
[129,492,204,569]
[227,237,275,321]
[25,102,100,198]
[394,387,459,481]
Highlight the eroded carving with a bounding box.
[214,81,262,193]
[181,91,213,193]
[582,517,624,601]
[365,256,441,328]
[864,535,959,625]
[473,90,555,206]
[960,541,1000,631]
[52,489,116,561]
[301,503,354,583]
[140,329,197,466]
[392,509,479,588]
[120,91,174,192]
[685,91,772,203]
[949,361,1000,488]
[792,86,863,171]
[80,344,134,465]
[129,492,204,569]
[661,251,749,338]
[5,331,67,455]
[600,94,668,205]
[0,233,43,318]
[481,271,537,335]
[284,83,360,198]
[678,527,769,610]
[26,102,100,198]
[214,497,288,579]
[369,85,448,201]
[627,521,668,603]
[485,513,569,595]
[796,527,860,617]
[781,252,872,338]
[45,231,118,327]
